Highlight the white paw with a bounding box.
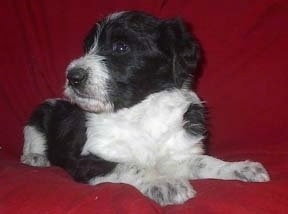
[143,179,196,206]
[233,161,270,182]
[21,153,50,167]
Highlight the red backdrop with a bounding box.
[1,0,288,213]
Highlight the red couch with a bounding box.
[1,0,288,213]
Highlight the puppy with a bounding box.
[21,11,270,206]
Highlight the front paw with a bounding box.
[143,179,196,206]
[21,153,50,167]
[233,161,270,182]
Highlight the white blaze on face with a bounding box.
[106,11,127,21]
[64,12,129,112]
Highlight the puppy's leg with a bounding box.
[64,154,117,183]
[142,178,195,206]
[175,155,270,182]
[89,164,196,206]
[21,125,50,167]
[182,105,269,182]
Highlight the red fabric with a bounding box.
[1,0,288,213]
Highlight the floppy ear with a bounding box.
[158,19,201,87]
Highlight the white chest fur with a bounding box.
[82,89,204,166]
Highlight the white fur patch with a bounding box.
[82,89,204,167]
[21,126,50,167]
[107,11,126,21]
[22,126,46,155]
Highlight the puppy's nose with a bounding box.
[67,68,88,86]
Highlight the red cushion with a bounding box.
[1,0,288,213]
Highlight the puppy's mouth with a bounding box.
[64,85,113,113]
[69,86,92,99]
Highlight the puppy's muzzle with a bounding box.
[67,68,88,87]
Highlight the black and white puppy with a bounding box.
[21,11,270,206]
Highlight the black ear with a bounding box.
[158,19,201,87]
[83,24,99,53]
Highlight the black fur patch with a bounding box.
[28,100,116,183]
[183,103,207,137]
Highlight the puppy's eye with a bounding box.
[112,41,130,54]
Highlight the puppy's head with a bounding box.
[64,11,201,112]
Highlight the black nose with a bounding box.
[67,68,88,86]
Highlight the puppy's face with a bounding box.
[64,11,200,112]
